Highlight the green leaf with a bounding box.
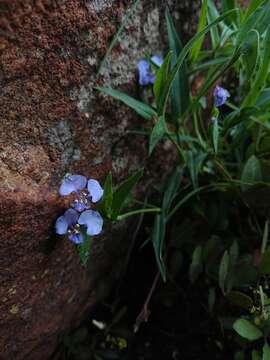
[219,250,229,294]
[158,9,238,115]
[189,0,208,64]
[221,0,238,26]
[244,0,266,21]
[255,3,270,35]
[229,240,239,268]
[263,342,270,360]
[241,155,262,190]
[186,150,207,188]
[252,350,261,360]
[261,220,269,254]
[208,288,216,313]
[233,319,263,341]
[221,0,236,17]
[152,213,167,281]
[212,119,219,154]
[227,291,253,310]
[162,167,182,214]
[149,116,166,155]
[154,52,172,113]
[259,250,270,274]
[167,185,210,221]
[237,1,270,45]
[242,25,270,108]
[78,234,91,267]
[189,245,203,283]
[97,172,113,218]
[112,169,143,219]
[207,0,220,49]
[235,351,245,360]
[97,87,157,120]
[166,8,189,118]
[241,29,260,80]
[190,56,231,74]
[256,88,270,110]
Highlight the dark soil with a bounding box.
[54,215,238,360]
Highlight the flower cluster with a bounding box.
[214,85,230,107]
[137,55,163,86]
[55,174,104,244]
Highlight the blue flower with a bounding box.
[137,55,163,86]
[71,198,90,212]
[68,233,84,244]
[56,175,104,243]
[214,86,230,107]
[78,210,103,236]
[59,174,87,196]
[151,55,163,67]
[87,179,104,203]
[55,208,83,244]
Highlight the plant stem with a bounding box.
[193,111,205,147]
[117,208,161,221]
[167,184,211,221]
[166,130,186,162]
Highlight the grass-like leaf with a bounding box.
[78,234,91,267]
[97,172,113,219]
[159,9,238,116]
[219,250,229,294]
[152,213,167,282]
[149,116,166,155]
[112,169,143,219]
[154,51,173,114]
[241,155,262,190]
[241,29,260,81]
[97,87,157,120]
[242,25,270,108]
[189,0,208,64]
[165,8,189,118]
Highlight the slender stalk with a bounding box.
[193,111,205,147]
[167,184,211,221]
[134,271,160,332]
[117,208,161,221]
[165,130,186,163]
[261,220,269,254]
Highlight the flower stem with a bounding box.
[117,208,161,221]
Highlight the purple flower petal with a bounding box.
[137,60,152,86]
[214,86,230,107]
[78,210,103,236]
[59,174,87,196]
[137,56,163,86]
[55,215,69,235]
[68,233,84,244]
[151,55,163,67]
[71,199,90,212]
[87,179,104,203]
[64,208,79,226]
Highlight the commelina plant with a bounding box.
[96,1,270,357]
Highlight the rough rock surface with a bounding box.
[0,1,200,359]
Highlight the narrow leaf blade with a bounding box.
[149,116,166,155]
[112,169,144,219]
[97,87,157,120]
[166,8,189,117]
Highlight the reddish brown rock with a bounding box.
[0,1,200,359]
